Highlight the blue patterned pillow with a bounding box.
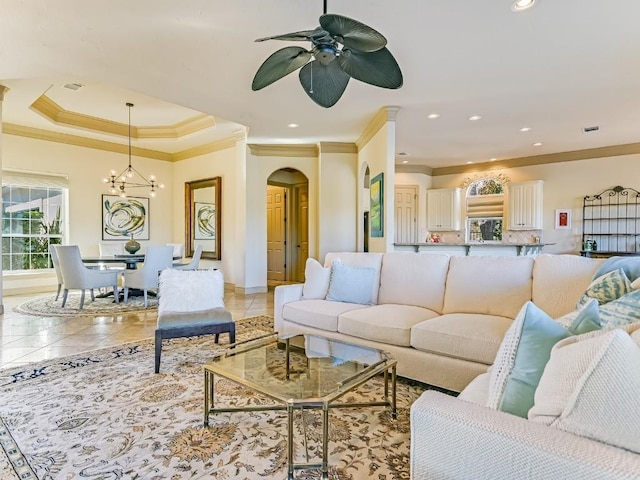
[567,299,601,335]
[599,289,640,328]
[577,268,632,308]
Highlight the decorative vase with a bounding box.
[124,235,141,254]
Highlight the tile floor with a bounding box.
[0,287,274,370]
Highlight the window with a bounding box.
[2,172,67,272]
[465,178,505,242]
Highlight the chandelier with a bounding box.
[103,102,164,198]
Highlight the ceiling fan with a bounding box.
[251,1,403,108]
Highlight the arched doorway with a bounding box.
[266,168,309,285]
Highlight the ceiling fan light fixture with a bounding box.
[512,0,536,12]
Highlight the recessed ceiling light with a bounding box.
[490,158,497,162]
[402,160,409,164]
[533,142,543,147]
[468,115,482,121]
[287,123,299,128]
[63,82,84,91]
[396,152,408,156]
[512,0,535,12]
[427,113,440,119]
[466,161,474,164]
[519,127,532,132]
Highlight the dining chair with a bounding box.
[49,244,64,301]
[167,242,185,261]
[99,242,125,256]
[55,245,120,309]
[122,245,174,307]
[155,268,234,373]
[172,245,203,270]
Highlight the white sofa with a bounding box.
[275,251,602,392]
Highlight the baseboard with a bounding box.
[234,285,268,295]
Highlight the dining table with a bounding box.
[81,254,147,270]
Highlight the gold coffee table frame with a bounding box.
[204,333,397,480]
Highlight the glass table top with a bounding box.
[204,334,395,403]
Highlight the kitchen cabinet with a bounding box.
[507,181,543,230]
[427,188,461,231]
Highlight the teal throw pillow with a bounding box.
[487,301,571,418]
[326,260,377,305]
[599,289,640,328]
[577,268,632,308]
[567,299,601,335]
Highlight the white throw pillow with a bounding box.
[326,260,377,305]
[158,268,225,314]
[529,326,640,454]
[301,258,332,300]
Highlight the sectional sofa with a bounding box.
[274,251,602,392]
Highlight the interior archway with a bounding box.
[266,168,309,285]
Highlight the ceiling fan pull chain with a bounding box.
[310,61,314,93]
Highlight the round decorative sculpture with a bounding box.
[124,235,141,254]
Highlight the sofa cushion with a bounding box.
[529,327,640,454]
[337,304,440,347]
[326,260,377,305]
[487,301,571,418]
[377,252,450,313]
[442,256,534,319]
[532,253,603,318]
[577,268,632,308]
[301,258,331,300]
[282,299,368,332]
[410,313,513,364]
[324,252,383,304]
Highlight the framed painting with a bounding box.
[194,202,216,240]
[370,173,384,238]
[555,208,571,229]
[102,195,150,240]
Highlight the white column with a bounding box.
[0,85,9,314]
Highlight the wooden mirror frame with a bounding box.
[185,177,221,260]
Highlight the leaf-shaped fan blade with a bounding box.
[338,47,403,89]
[319,14,387,52]
[299,59,350,108]
[252,46,312,91]
[255,30,317,42]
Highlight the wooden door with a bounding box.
[267,185,286,281]
[395,185,418,243]
[295,183,309,282]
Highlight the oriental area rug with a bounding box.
[0,316,427,479]
[15,292,157,317]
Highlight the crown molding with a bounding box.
[173,137,238,161]
[395,164,433,175]
[248,144,319,157]
[431,142,640,176]
[319,142,358,154]
[356,106,401,150]
[30,94,215,139]
[3,123,173,161]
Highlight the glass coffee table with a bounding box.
[203,333,397,479]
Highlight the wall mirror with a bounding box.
[185,177,221,260]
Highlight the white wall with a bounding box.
[358,122,396,252]
[3,135,173,293]
[318,151,358,258]
[170,143,239,283]
[431,154,640,254]
[244,149,319,292]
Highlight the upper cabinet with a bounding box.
[427,188,461,231]
[506,180,543,230]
